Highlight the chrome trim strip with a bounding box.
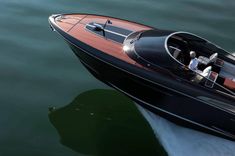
[212,126,234,137]
[205,71,218,88]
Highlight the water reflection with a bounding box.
[49,89,167,156]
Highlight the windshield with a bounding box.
[166,32,235,97]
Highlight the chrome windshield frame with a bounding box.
[165,31,235,96]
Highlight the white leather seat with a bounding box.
[209,53,218,63]
[173,49,181,59]
[201,66,212,77]
[198,53,218,65]
[192,66,212,83]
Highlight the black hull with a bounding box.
[48,13,235,141]
[65,41,235,141]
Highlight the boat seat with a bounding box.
[173,49,181,59]
[198,53,218,65]
[192,66,212,83]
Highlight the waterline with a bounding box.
[137,104,235,156]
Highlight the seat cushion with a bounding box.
[198,56,209,65]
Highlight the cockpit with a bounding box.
[167,32,218,67]
[166,32,235,95]
[123,30,235,96]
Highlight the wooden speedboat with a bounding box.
[49,13,235,140]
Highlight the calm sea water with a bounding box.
[1,0,235,155]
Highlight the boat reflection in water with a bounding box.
[48,89,167,156]
[49,89,235,156]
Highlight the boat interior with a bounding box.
[166,33,235,96]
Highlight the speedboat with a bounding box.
[49,13,235,140]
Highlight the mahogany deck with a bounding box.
[224,78,235,91]
[54,14,152,65]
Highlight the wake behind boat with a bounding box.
[49,13,235,140]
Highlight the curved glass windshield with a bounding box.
[167,32,235,96]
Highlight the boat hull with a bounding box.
[68,40,235,141]
[49,13,235,141]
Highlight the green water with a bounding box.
[0,0,235,155]
[49,89,166,156]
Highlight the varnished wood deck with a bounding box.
[54,14,152,65]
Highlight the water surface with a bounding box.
[0,0,235,155]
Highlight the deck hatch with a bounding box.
[86,22,133,43]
